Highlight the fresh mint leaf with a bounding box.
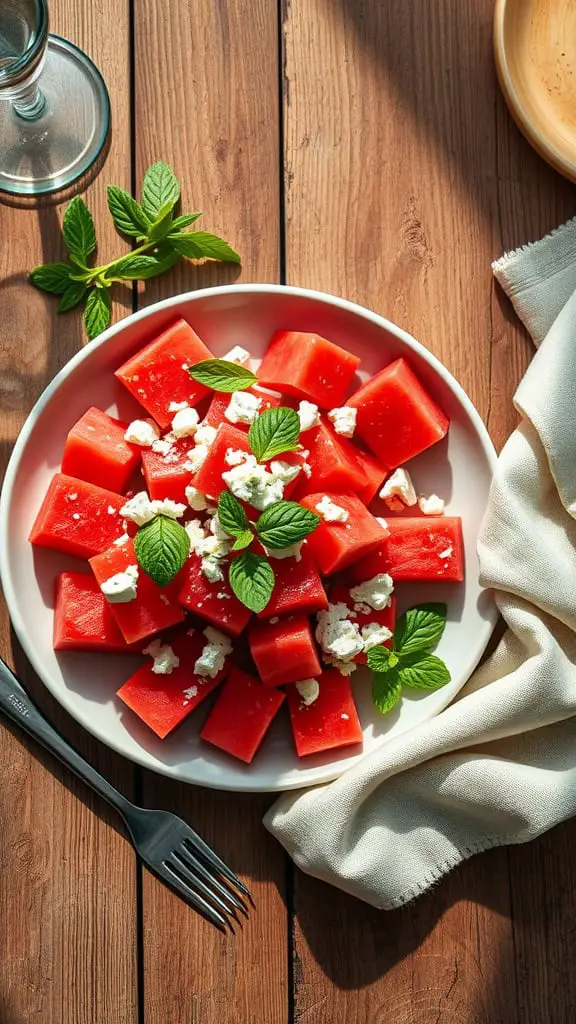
[58,281,87,312]
[399,655,451,691]
[29,262,71,295]
[168,230,240,264]
[393,603,447,657]
[372,669,402,715]
[367,645,393,673]
[149,204,175,241]
[229,552,274,613]
[134,514,190,587]
[232,529,254,552]
[63,197,96,260]
[83,287,112,340]
[141,161,180,221]
[106,185,151,238]
[249,406,301,462]
[255,500,319,549]
[171,213,202,231]
[217,491,250,538]
[188,358,256,393]
[105,251,178,282]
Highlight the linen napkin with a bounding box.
[264,220,576,909]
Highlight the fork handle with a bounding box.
[0,657,134,821]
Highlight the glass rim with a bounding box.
[0,0,49,86]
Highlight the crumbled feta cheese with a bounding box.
[222,345,250,365]
[222,454,285,510]
[376,517,389,530]
[315,495,349,522]
[107,505,116,515]
[217,591,231,600]
[183,685,198,702]
[295,678,320,706]
[151,437,174,457]
[209,512,230,541]
[341,713,350,720]
[316,602,363,660]
[298,400,320,432]
[269,459,302,485]
[192,524,232,582]
[169,400,189,413]
[113,532,130,547]
[184,444,209,473]
[201,558,225,583]
[380,468,417,509]
[350,573,394,611]
[302,463,312,479]
[124,418,160,447]
[171,405,200,439]
[152,498,186,520]
[438,545,453,559]
[121,492,185,525]
[100,564,138,604]
[327,406,357,438]
[72,512,81,520]
[361,622,393,650]
[418,494,445,516]
[68,492,78,501]
[181,363,189,371]
[185,518,207,549]
[269,616,279,624]
[263,541,304,561]
[143,639,180,675]
[194,627,233,678]
[225,447,249,467]
[185,485,208,511]
[225,390,262,426]
[195,423,218,447]
[325,656,357,676]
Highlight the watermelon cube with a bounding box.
[249,615,321,687]
[61,406,141,493]
[257,330,360,408]
[353,447,388,505]
[89,538,185,644]
[191,422,251,501]
[295,420,368,497]
[115,319,214,429]
[29,473,125,559]
[117,631,227,739]
[200,667,285,763]
[287,669,362,757]
[53,571,134,652]
[330,584,396,664]
[178,554,252,638]
[142,436,194,504]
[257,546,328,619]
[349,517,464,583]
[205,386,285,431]
[347,358,449,468]
[299,492,388,575]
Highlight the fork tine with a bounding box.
[177,845,248,916]
[161,862,228,932]
[183,833,252,899]
[171,852,239,923]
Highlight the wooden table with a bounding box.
[1,2,575,1021]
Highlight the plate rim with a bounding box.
[0,283,499,791]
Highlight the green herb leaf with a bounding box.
[141,161,180,221]
[58,281,87,312]
[255,500,320,549]
[217,491,250,538]
[188,358,257,393]
[134,514,190,587]
[105,251,179,282]
[149,203,175,241]
[393,603,448,657]
[29,262,72,295]
[372,669,402,715]
[399,654,451,691]
[366,645,392,673]
[171,213,202,231]
[106,185,151,238]
[83,287,112,340]
[228,552,275,612]
[168,230,240,264]
[249,407,301,462]
[232,530,254,552]
[63,197,96,260]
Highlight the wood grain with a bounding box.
[0,2,137,1021]
[132,3,287,1021]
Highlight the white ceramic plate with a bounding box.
[0,285,498,792]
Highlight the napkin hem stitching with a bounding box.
[492,216,576,275]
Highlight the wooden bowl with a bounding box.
[494,0,576,182]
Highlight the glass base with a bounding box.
[0,35,110,196]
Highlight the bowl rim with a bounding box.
[0,283,499,789]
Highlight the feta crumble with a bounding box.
[169,400,189,413]
[195,423,218,447]
[361,622,393,650]
[269,459,302,484]
[298,400,321,432]
[100,564,138,604]
[107,505,116,515]
[152,498,186,520]
[325,657,357,676]
[222,454,285,510]
[263,541,304,561]
[143,639,180,675]
[225,390,262,425]
[376,517,389,530]
[379,468,417,509]
[295,678,320,706]
[316,602,364,660]
[185,518,207,549]
[222,345,250,365]
[185,485,208,511]
[418,494,445,516]
[124,418,160,447]
[121,492,185,525]
[350,573,394,611]
[438,545,453,559]
[171,405,200,438]
[113,532,130,547]
[67,492,78,501]
[315,495,349,522]
[72,512,81,520]
[327,406,357,438]
[184,443,209,473]
[151,437,174,457]
[194,627,233,678]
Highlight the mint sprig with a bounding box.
[367,603,450,715]
[188,359,257,393]
[29,160,241,341]
[249,407,301,462]
[255,501,319,549]
[134,514,190,587]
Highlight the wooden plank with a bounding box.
[0,2,137,1021]
[132,3,287,1021]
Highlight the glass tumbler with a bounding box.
[0,0,110,195]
